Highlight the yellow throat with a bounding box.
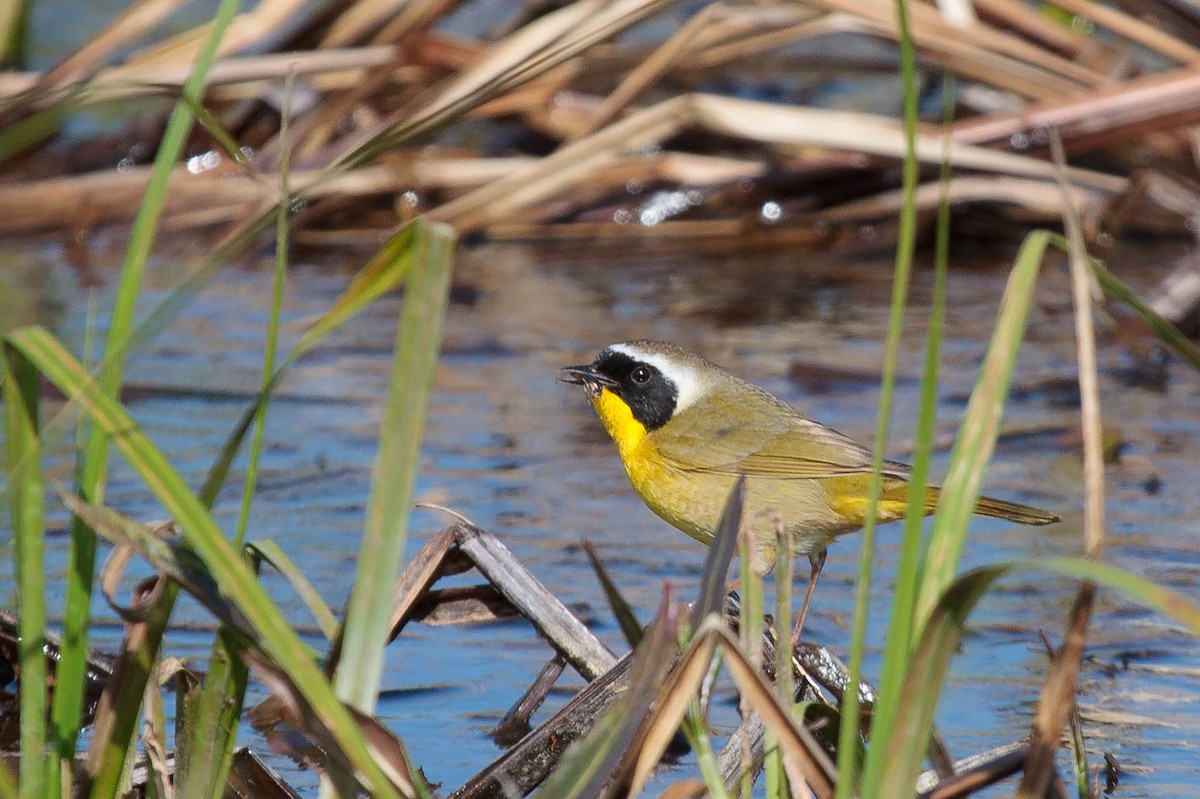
[593,388,648,460]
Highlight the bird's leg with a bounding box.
[790,548,827,650]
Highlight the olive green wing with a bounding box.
[654,390,909,480]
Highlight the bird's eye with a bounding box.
[631,365,652,384]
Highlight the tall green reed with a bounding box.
[177,71,300,799]
[834,0,923,791]
[32,2,241,795]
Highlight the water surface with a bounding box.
[2,237,1199,795]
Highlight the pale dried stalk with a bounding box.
[430,92,1128,232]
[953,63,1200,148]
[808,0,1104,93]
[1048,0,1200,66]
[0,47,400,101]
[321,0,676,174]
[576,3,739,137]
[125,0,307,66]
[322,0,408,48]
[1058,151,1106,558]
[39,0,186,88]
[368,0,464,48]
[687,95,1123,188]
[809,175,1112,223]
[687,12,869,69]
[0,151,763,234]
[971,0,1094,58]
[577,4,831,135]
[1017,129,1107,798]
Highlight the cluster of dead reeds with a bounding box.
[2,0,1200,259]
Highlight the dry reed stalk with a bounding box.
[806,0,1103,96]
[953,63,1200,148]
[409,32,487,72]
[0,150,766,234]
[321,0,411,48]
[1115,0,1200,43]
[468,64,581,119]
[574,3,736,138]
[971,0,1098,59]
[685,11,869,69]
[429,93,1129,233]
[806,175,1114,225]
[1047,0,1200,66]
[124,0,308,66]
[0,161,402,233]
[483,220,834,248]
[1017,127,1109,799]
[36,0,186,89]
[283,55,413,161]
[366,0,463,48]
[0,47,400,101]
[4,0,1200,246]
[571,5,846,136]
[308,0,676,176]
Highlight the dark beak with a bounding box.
[557,364,618,396]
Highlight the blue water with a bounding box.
[2,238,1199,795]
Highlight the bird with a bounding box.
[558,339,1059,646]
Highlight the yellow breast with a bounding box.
[592,389,717,542]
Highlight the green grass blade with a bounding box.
[0,103,68,163]
[55,289,101,799]
[237,67,293,551]
[537,591,681,799]
[1081,245,1200,372]
[52,0,241,788]
[863,70,955,789]
[737,520,764,799]
[0,0,29,69]
[179,631,249,799]
[772,526,794,708]
[334,220,456,713]
[83,0,239,480]
[2,343,46,799]
[181,68,298,799]
[876,555,1200,799]
[198,221,421,506]
[4,327,403,799]
[681,701,730,799]
[691,476,745,631]
[914,229,1053,628]
[175,88,253,167]
[247,540,339,640]
[0,758,17,799]
[764,522,795,799]
[87,581,178,799]
[836,0,921,791]
[0,248,258,516]
[582,540,643,649]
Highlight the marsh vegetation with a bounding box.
[4,0,1200,797]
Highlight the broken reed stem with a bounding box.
[1017,129,1106,796]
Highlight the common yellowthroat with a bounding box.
[559,340,1059,642]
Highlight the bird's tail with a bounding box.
[923,486,1060,525]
